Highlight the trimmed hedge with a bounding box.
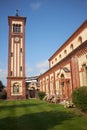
[72,86,87,112]
[38,91,46,100]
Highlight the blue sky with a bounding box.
[0,0,87,86]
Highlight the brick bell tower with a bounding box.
[7,11,26,99]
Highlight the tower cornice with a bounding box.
[8,16,26,25]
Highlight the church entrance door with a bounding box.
[29,87,35,98]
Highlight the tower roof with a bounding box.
[8,16,26,25]
[8,11,26,25]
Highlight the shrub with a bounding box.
[38,91,46,100]
[0,90,7,99]
[72,86,87,112]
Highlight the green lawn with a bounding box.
[0,99,87,130]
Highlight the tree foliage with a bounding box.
[72,86,87,112]
[0,80,5,92]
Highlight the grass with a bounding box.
[0,99,87,130]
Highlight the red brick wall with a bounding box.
[7,78,26,100]
[70,56,80,90]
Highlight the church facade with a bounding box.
[38,20,87,100]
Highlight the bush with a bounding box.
[72,86,87,112]
[38,91,46,100]
[0,90,7,99]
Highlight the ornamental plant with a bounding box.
[72,86,87,112]
[38,91,46,100]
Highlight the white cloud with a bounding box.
[26,67,33,73]
[30,2,42,10]
[36,60,48,68]
[36,60,49,74]
[0,69,7,79]
[26,60,49,76]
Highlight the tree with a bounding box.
[0,81,5,92]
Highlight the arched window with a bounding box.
[52,61,54,64]
[46,78,48,82]
[13,24,21,33]
[78,36,82,44]
[10,71,13,76]
[60,74,65,87]
[70,44,74,51]
[13,82,19,94]
[20,66,22,71]
[59,54,61,58]
[51,76,53,81]
[11,52,13,57]
[61,73,65,78]
[55,58,57,61]
[20,48,22,53]
[64,49,67,55]
[56,73,60,80]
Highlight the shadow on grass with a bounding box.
[0,100,44,110]
[0,110,75,130]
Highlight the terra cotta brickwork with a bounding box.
[7,15,26,100]
[38,20,87,100]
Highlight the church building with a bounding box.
[38,20,87,100]
[7,12,26,99]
